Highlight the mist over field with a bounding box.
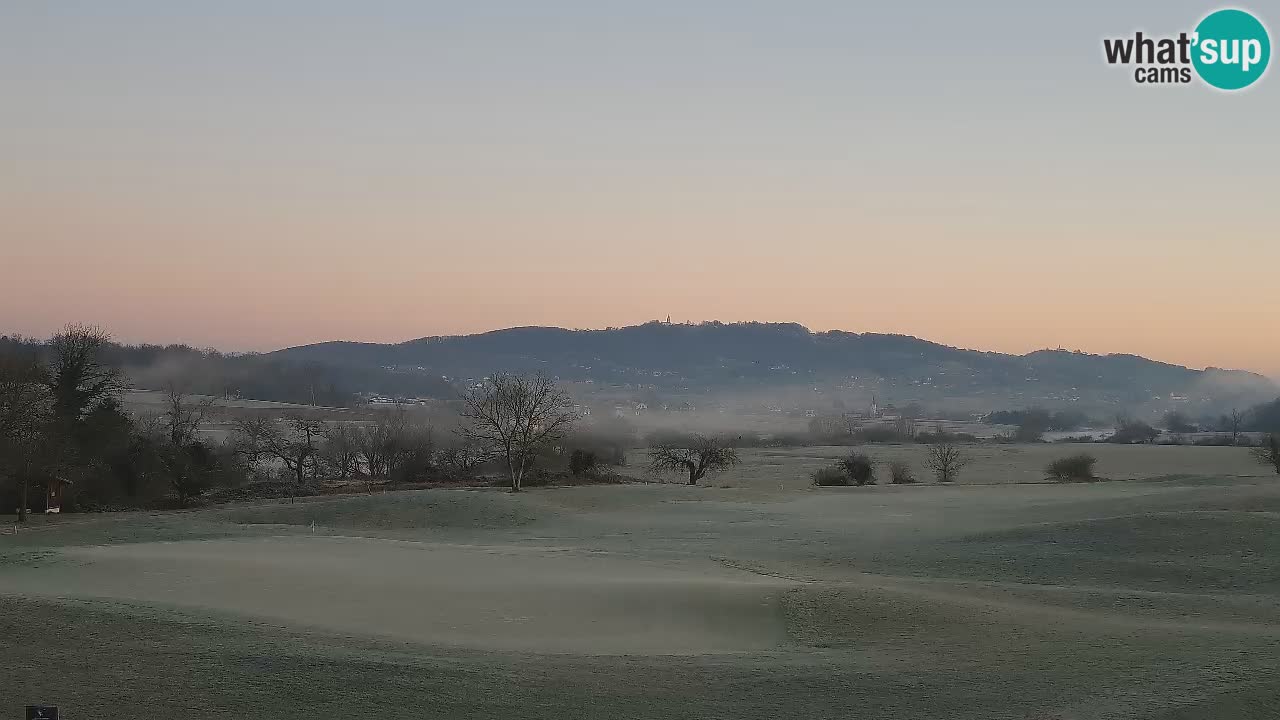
[5,1,1280,717]
[4,323,1280,720]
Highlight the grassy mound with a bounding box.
[942,512,1280,593]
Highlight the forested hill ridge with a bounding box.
[271,321,1276,410]
[2,321,1274,412]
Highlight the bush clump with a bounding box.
[838,452,877,486]
[888,460,916,484]
[568,449,599,476]
[850,427,914,444]
[812,466,852,486]
[1046,453,1098,482]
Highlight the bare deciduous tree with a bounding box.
[356,418,392,480]
[321,422,363,481]
[158,384,217,504]
[1253,434,1280,476]
[648,434,739,485]
[387,421,435,485]
[437,439,492,478]
[925,442,969,483]
[132,410,166,442]
[458,373,576,492]
[1229,408,1244,447]
[235,416,326,500]
[351,406,435,485]
[163,383,214,448]
[377,406,434,484]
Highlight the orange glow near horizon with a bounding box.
[4,186,1277,376]
[2,3,1277,376]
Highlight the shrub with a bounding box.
[1013,424,1045,442]
[1193,434,1237,447]
[565,429,629,467]
[389,431,437,484]
[436,441,492,479]
[1253,434,1280,476]
[888,460,916,484]
[569,449,599,476]
[812,466,852,486]
[1046,453,1098,481]
[915,430,979,444]
[764,432,814,447]
[1109,420,1159,444]
[1163,410,1196,433]
[851,427,914,444]
[838,452,877,486]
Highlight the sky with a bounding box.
[2,1,1277,376]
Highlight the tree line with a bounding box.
[0,327,633,518]
[0,332,452,408]
[7,325,1276,519]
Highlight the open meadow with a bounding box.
[719,443,1271,491]
[3,443,1278,719]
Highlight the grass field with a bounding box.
[712,443,1271,491]
[2,444,1278,719]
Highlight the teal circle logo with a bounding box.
[1192,9,1271,90]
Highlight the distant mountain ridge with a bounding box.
[270,321,1276,411]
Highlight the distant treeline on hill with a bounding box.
[0,334,453,407]
[269,321,1278,411]
[984,408,1092,432]
[1243,399,1280,432]
[985,402,1280,434]
[6,321,1279,415]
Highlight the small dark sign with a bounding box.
[26,707,58,720]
